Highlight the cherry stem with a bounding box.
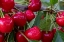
[19,31,30,41]
[53,23,56,30]
[24,26,25,31]
[14,6,21,12]
[49,14,53,31]
[7,33,10,42]
[27,22,31,28]
[49,23,53,31]
[11,10,15,14]
[50,14,56,31]
[45,12,48,32]
[0,8,4,18]
[46,31,48,34]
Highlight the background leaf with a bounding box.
[15,0,28,5]
[39,15,51,31]
[8,31,15,42]
[50,0,58,5]
[53,31,64,42]
[33,11,43,26]
[29,18,35,27]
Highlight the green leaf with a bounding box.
[58,31,64,41]
[53,31,64,42]
[50,0,58,5]
[59,1,64,10]
[8,31,15,42]
[41,0,50,6]
[39,17,51,31]
[39,14,51,31]
[15,0,28,5]
[33,11,43,26]
[29,18,35,27]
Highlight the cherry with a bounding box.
[58,26,64,32]
[0,14,14,33]
[41,31,54,42]
[16,32,28,42]
[28,1,41,12]
[12,12,26,27]
[52,28,56,34]
[1,0,15,12]
[57,10,64,17]
[25,26,41,40]
[0,33,4,42]
[25,10,35,22]
[3,9,17,13]
[0,0,2,7]
[56,16,64,26]
[58,26,63,30]
[29,0,40,3]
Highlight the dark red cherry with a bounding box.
[16,32,28,42]
[1,0,15,12]
[28,1,41,12]
[52,28,56,34]
[0,0,2,7]
[12,12,26,26]
[25,10,35,22]
[56,16,64,26]
[29,0,40,3]
[25,26,41,40]
[41,31,54,42]
[0,14,14,33]
[57,10,64,17]
[0,33,4,42]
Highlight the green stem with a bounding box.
[27,22,31,28]
[49,14,53,31]
[14,6,21,12]
[19,31,30,42]
[7,33,10,42]
[24,26,25,31]
[0,9,4,18]
[11,10,15,14]
[50,14,56,31]
[49,23,53,31]
[45,12,48,31]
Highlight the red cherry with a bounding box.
[1,0,15,12]
[57,10,64,17]
[56,16,64,26]
[16,32,28,42]
[0,0,2,7]
[3,9,18,13]
[12,12,26,26]
[52,28,56,34]
[58,26,64,32]
[0,14,14,33]
[41,31,54,42]
[29,0,40,3]
[58,26,63,30]
[25,10,35,22]
[25,26,41,40]
[4,14,10,17]
[28,1,41,12]
[0,33,4,42]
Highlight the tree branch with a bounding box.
[15,4,58,14]
[15,4,28,11]
[15,4,47,11]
